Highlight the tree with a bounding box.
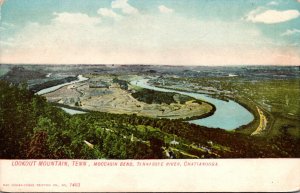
[149,136,164,159]
[26,131,50,159]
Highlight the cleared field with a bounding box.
[155,76,300,139]
[43,75,213,120]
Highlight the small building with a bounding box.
[170,136,179,145]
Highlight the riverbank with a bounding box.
[148,81,260,133]
[38,74,254,131]
[30,76,78,93]
[174,103,216,122]
[50,102,91,113]
[37,75,88,95]
[41,75,214,120]
[4,78,299,159]
[149,79,262,132]
[133,79,254,130]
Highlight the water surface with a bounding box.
[36,75,88,95]
[131,79,254,130]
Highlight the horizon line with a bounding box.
[1,63,300,67]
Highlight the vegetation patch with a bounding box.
[30,76,78,93]
[1,66,46,84]
[1,80,299,159]
[132,88,200,105]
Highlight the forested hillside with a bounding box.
[132,88,200,105]
[1,80,299,159]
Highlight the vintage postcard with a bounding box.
[0,0,299,192]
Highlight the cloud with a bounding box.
[1,22,15,27]
[268,1,279,6]
[97,8,121,20]
[281,29,300,36]
[0,22,15,31]
[53,12,101,25]
[0,38,15,47]
[158,5,174,14]
[1,8,299,65]
[246,9,300,24]
[111,0,138,15]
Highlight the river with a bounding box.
[37,75,254,130]
[130,79,254,130]
[36,75,89,114]
[59,107,87,115]
[36,75,88,95]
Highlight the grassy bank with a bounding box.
[159,76,299,139]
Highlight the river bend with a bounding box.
[131,79,254,130]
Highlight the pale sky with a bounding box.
[0,0,300,65]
